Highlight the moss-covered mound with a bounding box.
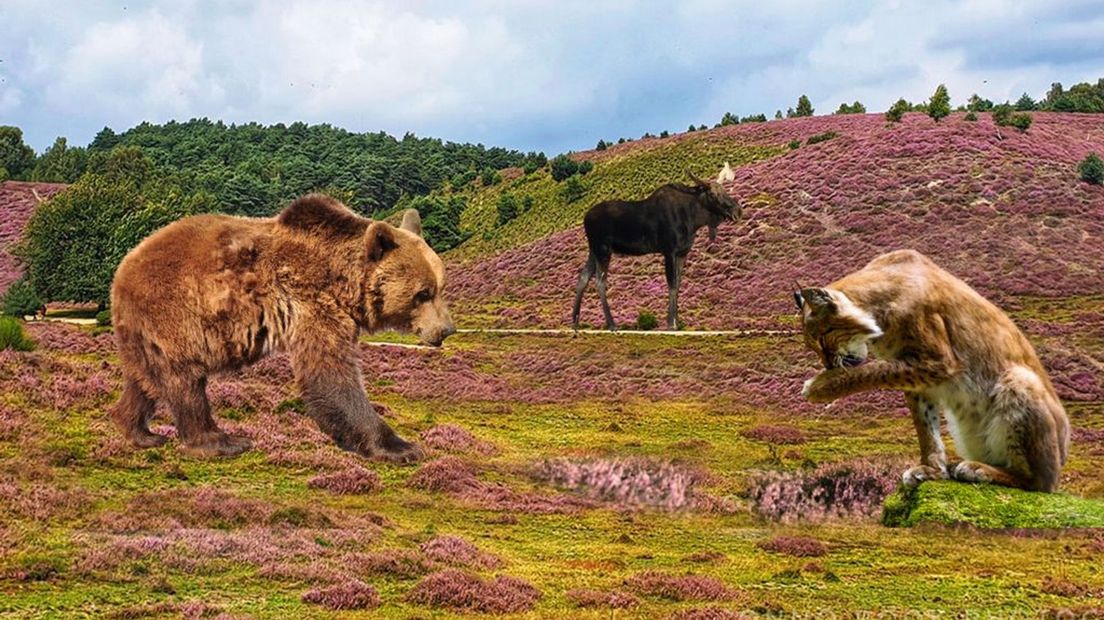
[883,481,1104,529]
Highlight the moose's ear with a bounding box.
[400,209,423,237]
[800,288,835,312]
[366,222,399,263]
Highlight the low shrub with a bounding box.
[806,131,838,145]
[95,309,112,326]
[635,311,659,331]
[1010,112,1033,132]
[1,278,42,318]
[0,317,34,351]
[1079,153,1104,185]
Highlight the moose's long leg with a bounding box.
[663,253,687,330]
[594,254,615,331]
[901,393,949,486]
[571,253,596,330]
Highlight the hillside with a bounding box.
[444,112,1104,330]
[0,181,67,295]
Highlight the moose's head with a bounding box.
[687,165,742,240]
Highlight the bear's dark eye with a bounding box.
[414,289,432,304]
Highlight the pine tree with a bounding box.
[928,84,951,122]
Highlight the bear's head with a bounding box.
[277,195,455,346]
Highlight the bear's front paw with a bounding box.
[180,432,252,459]
[370,430,424,465]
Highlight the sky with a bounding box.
[1,0,1102,155]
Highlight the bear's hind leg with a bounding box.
[111,377,167,449]
[165,375,252,458]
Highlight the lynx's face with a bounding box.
[795,287,882,370]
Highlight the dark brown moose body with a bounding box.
[110,194,453,461]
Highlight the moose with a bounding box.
[571,164,742,331]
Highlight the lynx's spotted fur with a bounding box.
[797,249,1069,492]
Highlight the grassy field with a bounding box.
[1,320,1102,619]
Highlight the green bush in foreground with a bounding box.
[634,311,659,331]
[2,277,42,318]
[1079,152,1104,185]
[96,309,112,326]
[0,316,35,351]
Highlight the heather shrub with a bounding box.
[531,458,710,510]
[406,569,541,613]
[747,459,899,522]
[668,608,749,620]
[420,424,497,455]
[758,535,827,557]
[1079,153,1104,185]
[626,571,740,602]
[307,466,382,495]
[301,580,380,610]
[635,311,659,331]
[420,535,503,569]
[407,457,481,494]
[353,549,433,578]
[0,317,34,351]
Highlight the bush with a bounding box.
[964,111,978,121]
[595,139,608,151]
[1080,153,1104,185]
[521,160,540,175]
[561,175,586,203]
[992,103,1014,126]
[480,168,501,186]
[496,193,520,226]
[885,98,910,122]
[787,139,801,150]
[2,277,42,318]
[95,309,112,327]
[806,131,838,145]
[1009,112,1033,132]
[740,114,767,123]
[793,95,814,117]
[719,112,739,126]
[577,160,593,175]
[0,317,34,351]
[550,154,579,182]
[927,84,951,122]
[635,311,659,331]
[835,101,866,114]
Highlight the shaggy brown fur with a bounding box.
[796,249,1069,492]
[110,194,454,461]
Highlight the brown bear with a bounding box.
[109,193,454,462]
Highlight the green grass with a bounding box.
[884,481,1104,529]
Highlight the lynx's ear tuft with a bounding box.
[277,193,367,239]
[800,288,835,312]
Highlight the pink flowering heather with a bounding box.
[408,456,594,514]
[566,588,640,609]
[626,571,741,602]
[0,182,66,294]
[757,535,828,557]
[420,424,498,455]
[405,569,542,614]
[420,535,503,569]
[23,322,113,355]
[747,459,901,523]
[307,466,382,495]
[348,549,433,579]
[531,457,715,511]
[301,579,380,610]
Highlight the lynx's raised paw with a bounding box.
[901,464,948,487]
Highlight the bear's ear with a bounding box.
[277,193,366,239]
[400,209,423,237]
[365,221,399,263]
